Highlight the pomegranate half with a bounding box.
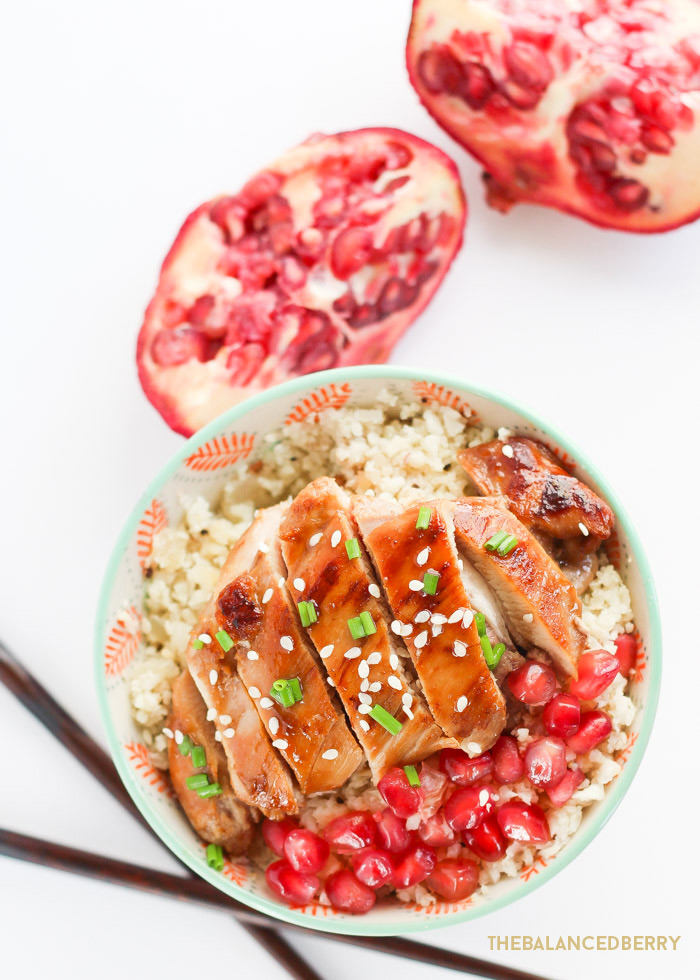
[137,128,466,435]
[407,0,700,232]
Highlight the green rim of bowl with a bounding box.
[95,364,662,936]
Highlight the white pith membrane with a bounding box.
[407,0,700,231]
[137,129,465,436]
[128,392,636,906]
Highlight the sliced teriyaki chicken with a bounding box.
[187,555,299,818]
[458,437,614,561]
[279,478,453,780]
[453,497,587,676]
[214,505,363,795]
[168,670,256,856]
[354,496,506,754]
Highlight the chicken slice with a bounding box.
[355,496,506,754]
[279,478,452,781]
[214,506,363,795]
[453,497,586,676]
[167,669,256,856]
[458,437,614,559]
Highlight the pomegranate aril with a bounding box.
[547,767,585,808]
[417,809,456,847]
[385,141,414,169]
[323,811,377,854]
[377,766,422,818]
[461,62,495,109]
[569,650,619,700]
[238,172,283,209]
[283,828,330,874]
[416,763,449,817]
[351,848,395,888]
[613,633,637,677]
[150,327,210,367]
[392,843,437,888]
[265,860,319,905]
[641,125,673,154]
[417,46,465,94]
[444,785,495,831]
[347,302,379,329]
[425,858,479,901]
[608,177,649,212]
[325,870,376,914]
[262,817,298,857]
[377,277,420,316]
[500,80,542,110]
[503,42,553,91]
[463,817,507,862]
[566,710,613,754]
[491,735,524,784]
[524,736,567,789]
[543,694,581,738]
[507,662,558,705]
[330,227,374,280]
[440,748,493,786]
[497,801,551,844]
[375,807,414,853]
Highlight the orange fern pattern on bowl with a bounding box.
[136,499,168,570]
[520,855,549,882]
[290,903,339,917]
[616,730,640,767]
[402,897,474,915]
[124,741,173,797]
[104,606,141,676]
[537,439,577,471]
[284,383,352,425]
[605,527,622,570]
[185,433,255,472]
[412,380,480,422]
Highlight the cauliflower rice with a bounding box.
[128,390,636,903]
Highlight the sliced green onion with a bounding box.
[345,538,361,560]
[306,601,318,624]
[289,677,303,702]
[474,612,486,637]
[348,616,366,640]
[491,642,505,670]
[484,530,509,552]
[480,634,495,667]
[416,506,432,531]
[192,638,204,650]
[215,629,234,653]
[186,773,210,790]
[190,745,206,768]
[206,843,224,871]
[403,764,421,787]
[271,679,295,708]
[178,735,193,757]
[197,782,222,798]
[359,611,376,635]
[369,704,403,735]
[423,571,440,596]
[497,534,519,557]
[298,601,311,628]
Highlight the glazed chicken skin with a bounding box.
[354,496,506,754]
[167,670,256,856]
[458,437,614,562]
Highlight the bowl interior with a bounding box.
[95,366,660,935]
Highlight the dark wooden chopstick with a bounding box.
[0,637,553,980]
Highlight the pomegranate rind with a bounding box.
[137,128,466,436]
[407,0,700,233]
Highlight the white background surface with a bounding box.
[1,1,699,977]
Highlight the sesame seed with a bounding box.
[431,613,447,625]
[345,647,361,660]
[206,708,217,721]
[322,749,339,761]
[248,686,261,699]
[359,719,371,732]
[369,682,382,693]
[457,559,464,571]
[269,717,280,735]
[415,630,428,649]
[358,661,370,678]
[367,651,382,665]
[409,579,424,591]
[388,675,402,690]
[258,542,269,554]
[403,706,414,720]
[360,678,369,692]
[219,714,232,725]
[278,577,285,588]
[280,636,294,651]
[448,608,465,624]
[456,696,468,713]
[462,609,474,629]
[432,624,443,637]
[368,583,381,598]
[502,444,514,459]
[416,547,430,566]
[209,669,218,686]
[259,697,274,709]
[415,610,430,623]
[262,588,273,605]
[320,644,334,659]
[272,739,289,750]
[358,703,373,715]
[578,522,589,536]
[402,692,413,707]
[479,789,490,806]
[162,727,174,740]
[453,640,467,658]
[309,532,323,546]
[331,530,341,547]
[214,731,222,742]
[198,633,211,644]
[400,623,413,637]
[359,692,372,705]
[523,613,534,623]
[388,655,398,673]
[293,578,306,591]
[223,728,235,739]
[174,730,183,745]
[247,650,259,660]
[391,620,402,635]
[467,741,481,755]
[327,676,335,687]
